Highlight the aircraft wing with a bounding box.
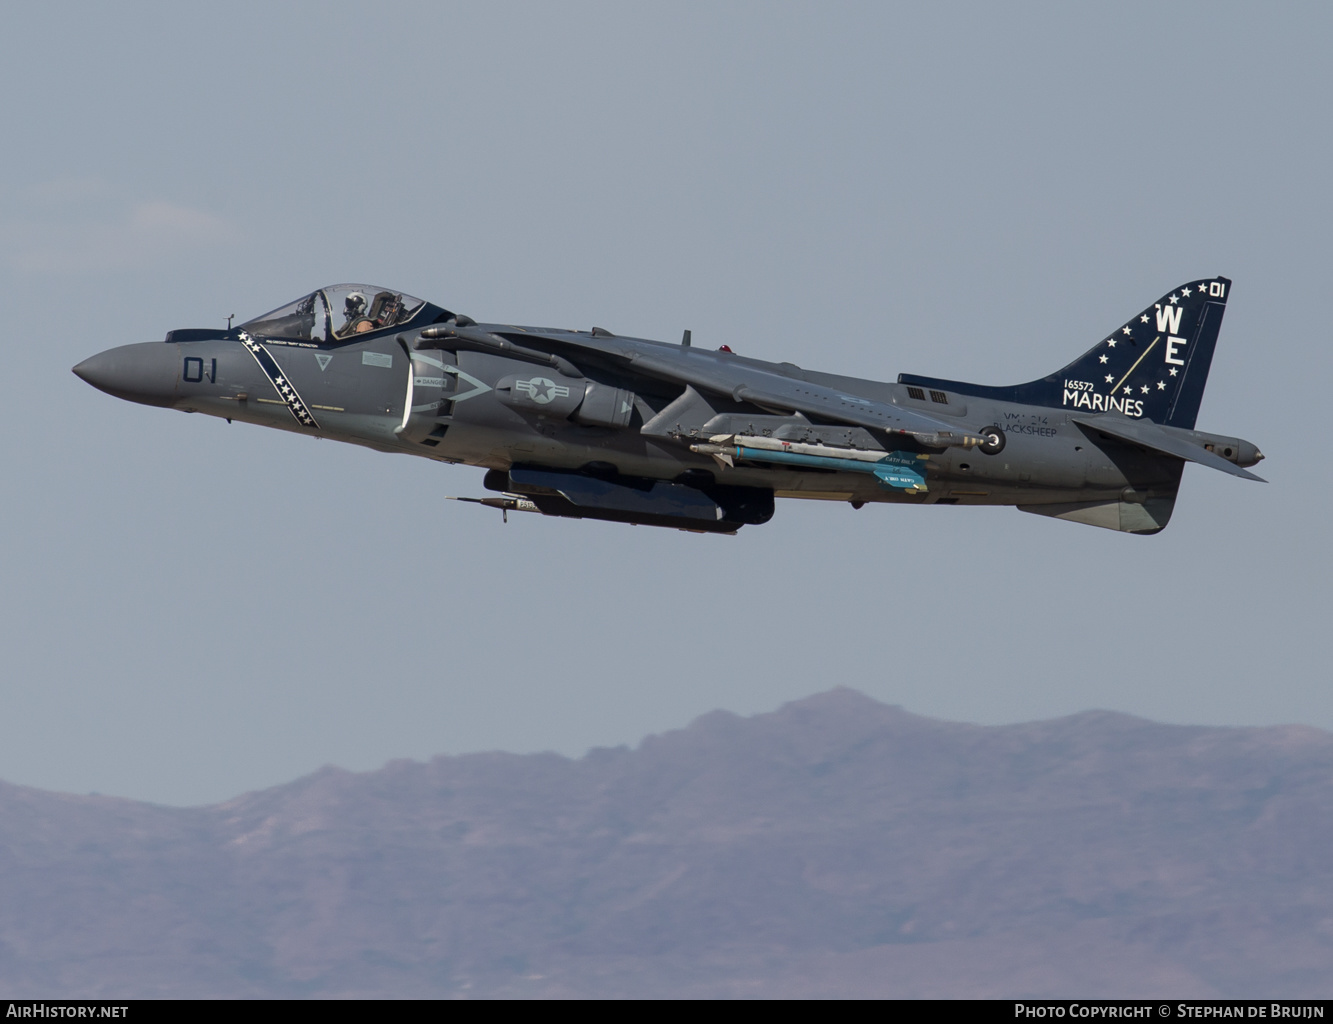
[1069,414,1266,481]
[454,325,983,445]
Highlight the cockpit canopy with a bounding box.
[241,284,428,342]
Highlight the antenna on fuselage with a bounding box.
[682,329,691,347]
[226,313,234,329]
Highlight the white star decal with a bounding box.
[1123,386,1132,395]
[1140,314,1150,323]
[1182,286,1191,297]
[1169,294,1179,305]
[1099,355,1109,363]
[1107,339,1117,348]
[1157,381,1166,390]
[1105,374,1114,383]
[1141,385,1149,394]
[1122,326,1132,335]
[1169,368,1178,377]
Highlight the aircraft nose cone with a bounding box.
[73,343,179,407]
[71,355,106,387]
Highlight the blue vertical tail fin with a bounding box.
[900,277,1232,429]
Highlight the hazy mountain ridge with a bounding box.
[2,689,1331,998]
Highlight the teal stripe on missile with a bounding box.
[733,447,875,473]
[732,447,927,491]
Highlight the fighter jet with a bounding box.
[73,279,1262,535]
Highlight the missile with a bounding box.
[446,495,541,522]
[709,434,893,462]
[720,428,984,450]
[690,436,929,492]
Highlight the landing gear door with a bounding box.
[395,346,455,444]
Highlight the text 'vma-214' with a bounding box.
[74,280,1263,535]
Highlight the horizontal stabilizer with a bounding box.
[1070,414,1265,482]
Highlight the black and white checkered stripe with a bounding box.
[239,335,320,430]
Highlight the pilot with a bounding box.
[342,291,375,335]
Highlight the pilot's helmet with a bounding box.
[345,291,367,316]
